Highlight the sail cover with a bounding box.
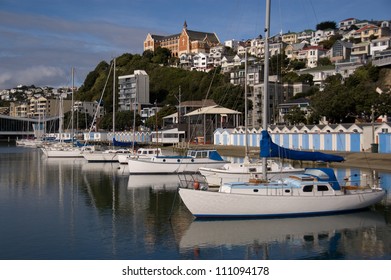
[260,130,344,162]
[113,138,137,147]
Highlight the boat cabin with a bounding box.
[186,149,224,161]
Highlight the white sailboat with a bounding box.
[82,58,133,163]
[178,0,386,219]
[127,149,229,174]
[41,68,83,158]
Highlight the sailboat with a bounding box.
[82,58,133,163]
[178,0,386,218]
[199,51,304,186]
[41,68,84,158]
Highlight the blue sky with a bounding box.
[0,0,390,89]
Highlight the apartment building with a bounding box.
[118,70,150,112]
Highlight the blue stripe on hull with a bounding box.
[193,208,371,220]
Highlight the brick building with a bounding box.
[144,21,220,57]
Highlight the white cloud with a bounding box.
[0,10,147,89]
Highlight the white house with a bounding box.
[371,37,391,57]
[192,52,209,72]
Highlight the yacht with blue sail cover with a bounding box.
[179,131,385,218]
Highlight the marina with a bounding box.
[0,144,390,260]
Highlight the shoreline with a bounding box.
[175,144,391,172]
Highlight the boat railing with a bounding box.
[178,173,208,190]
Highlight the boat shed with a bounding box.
[185,105,241,144]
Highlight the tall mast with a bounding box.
[71,67,74,141]
[112,58,116,143]
[132,76,137,151]
[244,50,249,163]
[262,0,271,179]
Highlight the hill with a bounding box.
[76,53,246,116]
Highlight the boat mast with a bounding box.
[155,99,159,154]
[244,49,249,163]
[262,0,271,179]
[132,81,137,151]
[113,58,116,145]
[71,67,74,142]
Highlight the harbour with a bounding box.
[0,144,390,260]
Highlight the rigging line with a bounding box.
[86,61,114,139]
[188,67,219,144]
[308,0,319,26]
[278,0,283,34]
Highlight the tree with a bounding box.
[151,47,172,65]
[289,60,306,70]
[316,21,337,30]
[310,74,355,123]
[270,53,289,75]
[317,57,332,66]
[284,106,307,125]
[298,73,314,86]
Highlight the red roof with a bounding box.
[356,24,378,32]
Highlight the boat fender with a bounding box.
[193,180,200,190]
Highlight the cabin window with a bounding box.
[253,189,259,193]
[303,185,313,192]
[317,185,329,191]
[284,189,290,193]
[248,168,257,172]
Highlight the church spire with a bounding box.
[183,20,188,30]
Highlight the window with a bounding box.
[317,185,329,192]
[303,185,313,192]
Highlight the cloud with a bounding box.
[0,11,148,89]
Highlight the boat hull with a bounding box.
[128,157,228,174]
[82,152,120,162]
[178,188,386,218]
[41,147,83,158]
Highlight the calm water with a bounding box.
[0,144,391,260]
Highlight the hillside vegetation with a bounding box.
[75,51,391,129]
[76,53,245,115]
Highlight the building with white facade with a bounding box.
[118,70,150,112]
[370,37,391,57]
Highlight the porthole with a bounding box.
[177,159,180,163]
[163,159,166,162]
[285,189,290,193]
[191,159,194,162]
[253,189,259,193]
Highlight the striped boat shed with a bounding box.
[213,123,391,154]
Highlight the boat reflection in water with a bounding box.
[128,174,182,189]
[127,173,202,189]
[179,211,387,259]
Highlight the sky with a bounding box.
[0,0,390,90]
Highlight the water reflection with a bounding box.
[179,211,390,260]
[0,146,391,260]
[128,174,182,189]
